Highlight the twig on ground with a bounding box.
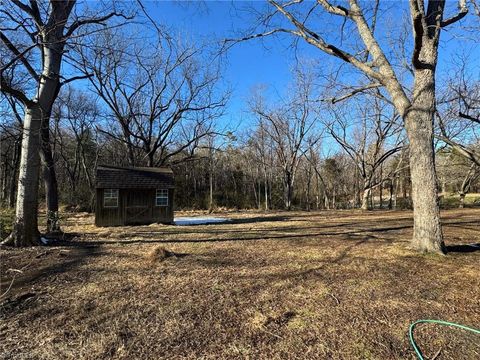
[328,293,340,305]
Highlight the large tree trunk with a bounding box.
[361,179,371,210]
[41,120,60,232]
[403,69,444,254]
[5,18,69,246]
[361,187,371,210]
[3,106,43,246]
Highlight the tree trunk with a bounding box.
[388,179,394,210]
[8,138,21,208]
[379,167,383,209]
[264,169,269,211]
[3,106,43,246]
[403,69,444,254]
[361,187,371,210]
[285,183,292,210]
[284,171,293,210]
[459,193,465,208]
[361,178,371,210]
[147,152,154,167]
[306,170,311,211]
[332,187,336,209]
[208,164,213,211]
[41,121,60,232]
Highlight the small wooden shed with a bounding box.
[95,165,174,227]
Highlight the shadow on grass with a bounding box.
[228,215,290,224]
[446,243,480,253]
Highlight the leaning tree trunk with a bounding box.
[403,68,444,254]
[3,106,43,246]
[41,119,60,232]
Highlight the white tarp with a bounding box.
[174,217,231,226]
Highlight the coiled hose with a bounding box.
[409,319,480,359]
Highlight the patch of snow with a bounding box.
[40,237,49,245]
[174,217,231,226]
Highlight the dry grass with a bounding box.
[1,209,479,359]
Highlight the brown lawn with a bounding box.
[1,209,479,359]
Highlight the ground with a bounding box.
[1,209,479,360]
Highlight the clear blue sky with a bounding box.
[146,1,318,132]
[142,1,480,136]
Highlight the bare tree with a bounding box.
[0,96,22,208]
[247,119,276,210]
[52,87,101,208]
[1,0,128,246]
[231,0,475,253]
[324,97,404,210]
[75,29,228,168]
[458,163,480,207]
[250,73,320,210]
[437,67,480,166]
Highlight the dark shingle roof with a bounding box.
[96,165,174,189]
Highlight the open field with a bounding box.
[1,209,479,359]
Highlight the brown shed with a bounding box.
[95,165,174,227]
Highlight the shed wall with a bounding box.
[95,188,174,227]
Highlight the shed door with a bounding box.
[125,190,152,225]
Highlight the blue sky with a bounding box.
[146,1,316,130]
[142,1,480,137]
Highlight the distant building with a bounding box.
[95,165,174,226]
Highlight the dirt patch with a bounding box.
[1,209,479,359]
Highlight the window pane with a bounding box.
[104,189,118,207]
[156,189,168,206]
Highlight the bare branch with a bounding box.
[441,0,469,27]
[64,11,132,38]
[0,30,39,81]
[0,74,35,107]
[321,83,382,104]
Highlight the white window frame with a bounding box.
[104,189,119,208]
[156,189,169,207]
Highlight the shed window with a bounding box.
[156,189,168,206]
[104,189,119,208]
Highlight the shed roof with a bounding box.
[96,165,174,189]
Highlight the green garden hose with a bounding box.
[409,319,480,360]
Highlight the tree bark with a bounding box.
[361,187,371,210]
[388,179,394,210]
[403,69,444,254]
[283,170,293,210]
[264,169,269,211]
[3,106,42,246]
[8,138,21,208]
[40,120,60,232]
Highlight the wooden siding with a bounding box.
[95,188,174,227]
